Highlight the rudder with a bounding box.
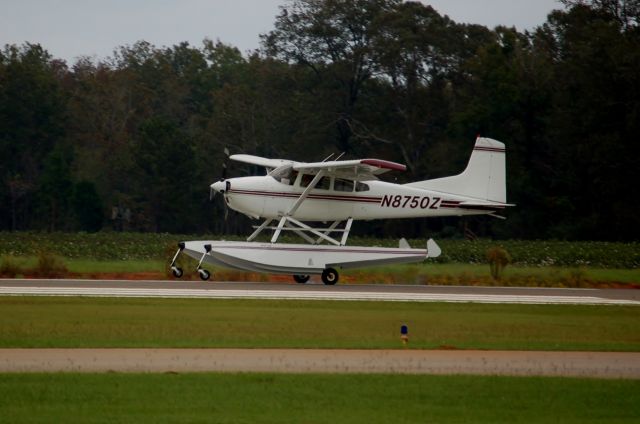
[405,137,506,203]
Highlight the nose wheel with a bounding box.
[171,266,183,278]
[198,269,211,281]
[321,268,339,285]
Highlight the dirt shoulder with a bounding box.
[1,349,638,378]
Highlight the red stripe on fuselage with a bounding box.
[229,189,383,204]
[473,146,505,153]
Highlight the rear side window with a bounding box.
[315,176,331,190]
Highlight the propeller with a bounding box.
[210,147,231,201]
[221,147,230,179]
[208,147,233,222]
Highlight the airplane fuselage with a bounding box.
[222,175,491,221]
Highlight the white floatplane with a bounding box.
[170,137,512,284]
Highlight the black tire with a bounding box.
[198,269,211,281]
[171,267,183,278]
[293,274,310,284]
[321,268,339,285]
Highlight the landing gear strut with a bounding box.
[196,244,212,281]
[170,243,185,279]
[321,268,339,285]
[170,242,213,281]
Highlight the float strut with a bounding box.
[340,218,353,246]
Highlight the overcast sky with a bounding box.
[1,0,563,63]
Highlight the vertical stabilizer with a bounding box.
[405,137,506,203]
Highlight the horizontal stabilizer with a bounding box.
[458,201,515,211]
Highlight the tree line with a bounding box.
[0,0,638,240]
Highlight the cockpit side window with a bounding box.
[334,178,354,192]
[355,182,370,192]
[299,173,314,187]
[289,171,299,186]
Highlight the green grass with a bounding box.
[1,297,639,350]
[343,263,640,285]
[64,258,167,274]
[0,256,166,274]
[0,373,638,423]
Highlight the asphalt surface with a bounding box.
[1,278,639,305]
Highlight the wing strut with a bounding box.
[286,170,325,216]
[270,170,325,243]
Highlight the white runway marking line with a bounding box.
[0,286,638,305]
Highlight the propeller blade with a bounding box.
[221,147,230,180]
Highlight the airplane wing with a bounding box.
[230,154,295,169]
[293,158,406,180]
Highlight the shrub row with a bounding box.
[0,232,638,268]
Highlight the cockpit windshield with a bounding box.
[269,165,295,184]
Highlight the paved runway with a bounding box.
[1,348,638,378]
[1,278,639,305]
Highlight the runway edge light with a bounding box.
[400,324,409,346]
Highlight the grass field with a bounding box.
[0,373,638,423]
[1,297,638,351]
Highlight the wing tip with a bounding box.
[360,159,407,172]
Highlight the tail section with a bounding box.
[405,137,507,203]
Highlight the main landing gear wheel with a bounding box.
[321,268,339,285]
[293,274,310,284]
[198,269,211,281]
[171,266,183,278]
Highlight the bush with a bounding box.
[0,256,23,277]
[486,246,511,280]
[34,251,68,278]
